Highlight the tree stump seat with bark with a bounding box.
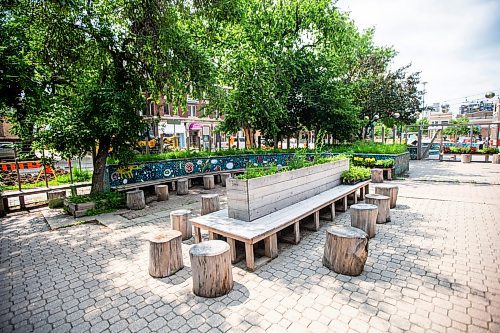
[189,240,233,297]
[201,194,220,215]
[177,178,189,195]
[365,193,390,223]
[126,189,146,210]
[221,173,231,187]
[371,168,384,183]
[155,185,169,201]
[461,154,472,163]
[374,184,399,209]
[492,154,500,164]
[203,175,215,190]
[148,230,184,278]
[323,225,368,276]
[170,209,192,240]
[350,203,378,238]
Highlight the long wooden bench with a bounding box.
[1,182,91,212]
[191,180,370,271]
[112,170,244,192]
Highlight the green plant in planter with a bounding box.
[341,166,371,184]
[479,147,498,154]
[374,159,395,168]
[67,191,126,215]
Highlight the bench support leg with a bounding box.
[387,169,392,180]
[3,197,9,213]
[330,203,335,221]
[227,238,237,263]
[359,187,365,201]
[194,227,202,243]
[264,234,278,259]
[337,197,347,212]
[353,192,358,204]
[245,243,255,271]
[365,184,370,195]
[293,221,300,244]
[208,231,216,240]
[314,211,320,231]
[19,195,26,210]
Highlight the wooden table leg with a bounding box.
[194,227,202,243]
[264,234,278,259]
[227,237,237,263]
[313,211,320,231]
[293,221,300,244]
[330,203,336,221]
[245,243,255,271]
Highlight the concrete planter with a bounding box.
[353,152,410,177]
[227,159,349,222]
[65,200,96,217]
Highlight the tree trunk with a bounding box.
[91,138,110,194]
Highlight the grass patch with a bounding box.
[4,169,92,191]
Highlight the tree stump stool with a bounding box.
[323,225,368,276]
[203,175,215,190]
[148,230,184,278]
[461,154,472,163]
[170,209,192,240]
[371,168,384,183]
[365,193,390,223]
[155,185,169,201]
[350,203,378,238]
[221,173,231,187]
[201,194,220,215]
[48,190,66,209]
[127,190,146,210]
[492,154,500,164]
[177,178,189,195]
[374,184,399,209]
[189,240,233,297]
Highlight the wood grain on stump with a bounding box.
[461,154,472,163]
[170,209,192,240]
[148,230,183,278]
[492,154,500,164]
[365,193,390,223]
[177,178,189,195]
[371,168,384,183]
[350,203,378,238]
[374,184,399,209]
[126,190,146,210]
[201,194,220,215]
[221,173,231,187]
[155,185,169,201]
[323,225,368,276]
[189,240,233,297]
[203,175,215,190]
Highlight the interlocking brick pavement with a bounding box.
[1,161,499,332]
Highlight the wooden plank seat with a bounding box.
[191,180,370,271]
[1,182,91,212]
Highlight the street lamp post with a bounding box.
[393,112,400,144]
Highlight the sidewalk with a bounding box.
[0,160,499,333]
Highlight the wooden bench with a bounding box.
[1,182,91,212]
[191,180,370,271]
[112,170,244,192]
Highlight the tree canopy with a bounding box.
[1,0,423,192]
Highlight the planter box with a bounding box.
[227,159,349,222]
[65,199,96,217]
[353,152,409,177]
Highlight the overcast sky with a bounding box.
[337,0,500,113]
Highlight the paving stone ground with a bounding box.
[1,160,499,333]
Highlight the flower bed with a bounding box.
[341,166,371,185]
[352,152,409,177]
[227,158,349,222]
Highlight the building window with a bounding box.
[189,105,197,117]
[165,104,171,116]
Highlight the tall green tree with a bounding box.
[1,0,229,192]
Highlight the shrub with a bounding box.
[341,166,371,184]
